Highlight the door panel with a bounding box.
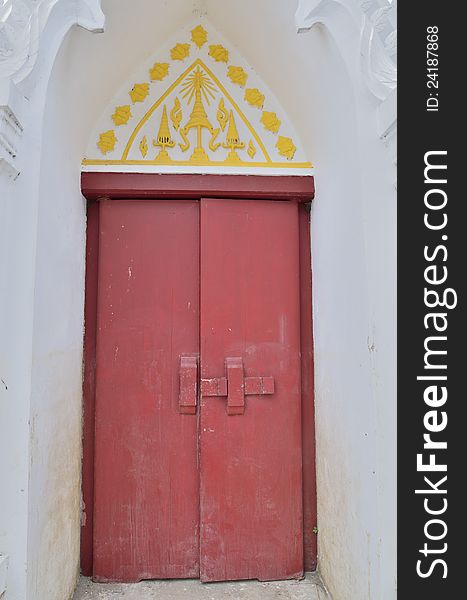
[199,199,303,582]
[93,200,200,582]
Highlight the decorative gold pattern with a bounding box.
[244,88,264,109]
[216,98,228,131]
[153,105,175,161]
[276,136,296,160]
[261,111,281,133]
[149,62,169,81]
[129,83,149,103]
[97,130,117,154]
[139,136,148,158]
[87,27,312,171]
[170,97,182,131]
[191,25,208,48]
[227,65,247,87]
[178,66,220,161]
[208,44,229,63]
[112,105,132,126]
[222,110,244,162]
[247,139,257,158]
[171,43,190,61]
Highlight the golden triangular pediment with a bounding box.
[83,23,312,173]
[121,58,272,167]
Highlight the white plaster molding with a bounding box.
[0,0,104,181]
[295,0,396,179]
[0,553,8,597]
[0,0,105,82]
[0,77,24,179]
[295,0,397,102]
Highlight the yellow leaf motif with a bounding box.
[261,111,281,133]
[191,25,208,48]
[247,139,257,159]
[129,83,149,103]
[97,130,117,155]
[227,66,247,87]
[276,136,296,160]
[139,136,148,158]
[208,44,229,63]
[111,105,132,126]
[171,43,190,61]
[244,88,264,109]
[149,62,169,81]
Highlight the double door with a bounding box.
[93,198,303,582]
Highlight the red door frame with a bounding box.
[80,172,317,575]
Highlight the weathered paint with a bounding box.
[299,204,318,571]
[199,199,303,581]
[80,172,315,201]
[87,195,312,582]
[93,200,200,582]
[81,201,100,576]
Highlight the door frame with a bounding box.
[80,172,317,576]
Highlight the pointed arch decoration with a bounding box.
[82,22,313,175]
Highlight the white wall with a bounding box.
[0,1,396,599]
[1,3,104,599]
[26,29,92,598]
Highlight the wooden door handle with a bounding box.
[179,356,198,414]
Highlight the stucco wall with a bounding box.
[26,30,91,598]
[0,1,396,599]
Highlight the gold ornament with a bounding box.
[216,98,229,131]
[208,44,229,63]
[247,139,257,159]
[171,43,190,61]
[139,136,148,158]
[222,110,244,162]
[129,83,149,103]
[261,111,281,133]
[244,88,264,109]
[112,105,132,126]
[276,136,296,160]
[170,97,182,131]
[97,130,117,154]
[149,62,169,81]
[191,25,208,48]
[153,105,175,162]
[179,66,220,161]
[227,66,247,87]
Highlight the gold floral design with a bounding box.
[97,130,117,154]
[191,25,208,48]
[227,66,247,86]
[112,105,132,126]
[244,88,265,109]
[276,136,296,160]
[171,43,190,61]
[261,111,281,133]
[149,62,169,81]
[208,44,229,63]
[129,83,149,103]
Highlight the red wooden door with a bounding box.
[199,199,303,581]
[93,198,303,583]
[93,200,200,582]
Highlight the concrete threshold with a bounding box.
[73,572,330,599]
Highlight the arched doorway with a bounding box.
[80,21,317,584]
